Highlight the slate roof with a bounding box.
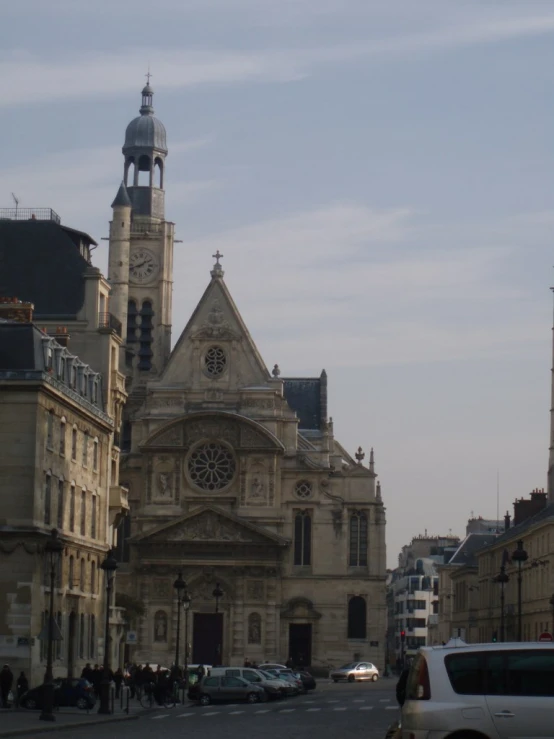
[0,220,93,319]
[283,370,327,430]
[0,322,45,370]
[111,181,132,208]
[491,503,554,547]
[448,533,498,566]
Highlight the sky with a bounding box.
[2,0,554,568]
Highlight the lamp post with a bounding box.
[183,591,192,686]
[493,566,509,643]
[173,572,186,670]
[213,583,223,614]
[511,540,528,641]
[39,529,64,722]
[98,550,118,714]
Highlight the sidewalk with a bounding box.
[0,703,144,738]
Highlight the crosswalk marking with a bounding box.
[380,698,391,702]
[178,713,195,717]
[386,706,398,710]
[202,711,219,716]
[229,711,245,714]
[152,715,169,719]
[279,708,296,713]
[333,707,347,711]
[352,699,366,702]
[327,699,339,703]
[255,709,270,714]
[359,706,374,710]
[306,707,321,712]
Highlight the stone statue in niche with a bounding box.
[250,477,265,500]
[248,612,262,644]
[158,472,171,497]
[154,611,168,642]
[246,580,264,601]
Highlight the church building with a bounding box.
[111,84,387,670]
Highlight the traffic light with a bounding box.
[400,630,406,642]
[492,631,498,643]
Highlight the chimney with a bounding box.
[504,511,511,531]
[51,326,70,348]
[513,489,548,526]
[0,297,34,323]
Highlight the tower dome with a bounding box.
[122,81,168,219]
[123,83,167,154]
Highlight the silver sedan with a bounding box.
[330,662,379,683]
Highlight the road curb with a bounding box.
[0,713,139,737]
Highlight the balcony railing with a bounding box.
[0,207,61,223]
[130,220,162,234]
[98,312,122,338]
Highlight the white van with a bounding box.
[400,641,554,738]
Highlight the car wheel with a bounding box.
[247,692,260,704]
[347,674,355,683]
[371,674,378,682]
[23,697,37,710]
[76,697,89,710]
[199,694,211,706]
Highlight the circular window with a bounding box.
[294,480,313,499]
[204,346,227,378]
[188,442,236,491]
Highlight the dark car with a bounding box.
[20,678,95,710]
[189,675,266,706]
[297,670,316,691]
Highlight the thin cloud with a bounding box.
[4,12,554,107]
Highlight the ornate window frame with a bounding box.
[186,440,237,492]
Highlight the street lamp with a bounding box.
[493,566,509,643]
[183,590,192,686]
[511,540,528,641]
[98,549,118,714]
[173,572,186,670]
[39,529,64,722]
[213,582,223,614]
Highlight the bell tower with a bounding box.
[112,81,175,394]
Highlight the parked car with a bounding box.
[20,678,95,710]
[259,663,288,671]
[330,662,379,683]
[210,667,286,699]
[263,668,304,693]
[189,675,266,706]
[258,669,297,696]
[297,670,316,691]
[400,641,554,739]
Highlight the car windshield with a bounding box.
[339,663,357,670]
[258,671,273,679]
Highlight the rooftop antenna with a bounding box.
[11,193,19,218]
[496,469,500,531]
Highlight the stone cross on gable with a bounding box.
[213,250,224,265]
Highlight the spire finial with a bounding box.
[355,446,365,465]
[146,66,152,85]
[369,447,375,473]
[211,250,225,279]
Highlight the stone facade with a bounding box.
[118,265,387,670]
[0,323,119,685]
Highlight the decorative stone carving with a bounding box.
[331,508,343,536]
[241,398,275,410]
[204,389,224,402]
[184,419,239,447]
[151,424,183,447]
[240,426,275,449]
[246,580,264,601]
[163,512,253,542]
[152,579,170,600]
[192,299,239,340]
[248,612,262,644]
[281,597,322,620]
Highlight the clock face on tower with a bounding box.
[129,248,159,283]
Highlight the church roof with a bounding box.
[0,219,94,319]
[283,373,327,430]
[123,83,167,153]
[111,181,132,208]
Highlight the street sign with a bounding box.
[538,632,553,642]
[126,631,137,644]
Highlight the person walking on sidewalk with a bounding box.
[15,672,28,707]
[0,665,13,708]
[114,668,124,699]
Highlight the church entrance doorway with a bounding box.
[288,623,312,667]
[192,613,223,666]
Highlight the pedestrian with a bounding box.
[243,657,251,667]
[91,664,102,697]
[81,663,94,683]
[0,665,13,709]
[114,667,124,699]
[285,656,294,669]
[16,672,28,707]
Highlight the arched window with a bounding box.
[91,561,96,594]
[69,484,76,532]
[79,613,85,658]
[93,439,99,471]
[69,556,74,589]
[59,418,66,456]
[347,596,367,639]
[248,612,262,644]
[80,490,86,535]
[153,611,168,642]
[125,157,135,187]
[91,495,97,539]
[349,511,368,566]
[154,157,164,188]
[80,558,85,590]
[82,431,88,467]
[71,427,77,460]
[89,614,96,658]
[293,511,312,566]
[56,612,62,659]
[57,478,64,529]
[138,301,154,371]
[46,410,54,448]
[138,154,151,186]
[44,472,52,525]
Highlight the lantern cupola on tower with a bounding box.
[122,80,168,220]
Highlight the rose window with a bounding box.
[188,442,236,491]
[295,480,313,499]
[204,346,227,378]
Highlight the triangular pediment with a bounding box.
[131,505,289,547]
[159,270,272,389]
